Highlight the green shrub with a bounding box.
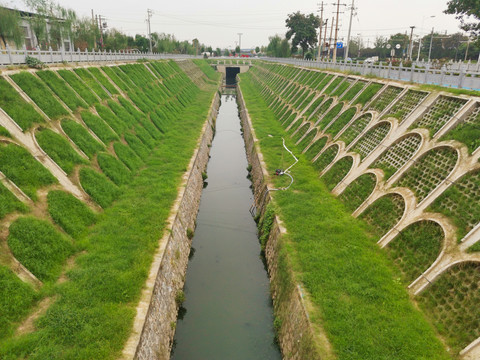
[97,152,132,186]
[57,70,98,106]
[80,111,118,144]
[0,77,44,130]
[47,190,97,239]
[8,216,73,282]
[113,142,143,171]
[0,143,57,200]
[36,128,88,174]
[61,120,104,159]
[36,70,87,111]
[79,168,119,208]
[10,72,68,119]
[0,265,37,338]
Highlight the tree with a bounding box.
[445,0,480,38]
[266,35,291,58]
[0,6,23,49]
[285,11,320,57]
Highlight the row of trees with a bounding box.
[265,0,480,61]
[0,0,212,54]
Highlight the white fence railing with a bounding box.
[263,57,480,91]
[0,46,203,66]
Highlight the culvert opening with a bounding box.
[226,67,241,86]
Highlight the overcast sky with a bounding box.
[8,0,464,49]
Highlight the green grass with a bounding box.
[124,133,150,159]
[240,72,449,360]
[192,59,221,81]
[36,71,87,111]
[340,81,366,102]
[0,80,216,359]
[317,103,343,129]
[0,182,28,219]
[338,173,377,213]
[47,190,97,239]
[8,216,73,282]
[0,143,57,200]
[80,111,118,144]
[101,66,131,92]
[97,153,132,186]
[304,136,327,160]
[57,70,98,106]
[95,104,127,136]
[386,220,443,284]
[118,97,144,121]
[441,106,480,153]
[0,77,44,130]
[353,83,383,106]
[418,262,480,353]
[0,265,37,339]
[359,194,405,238]
[0,126,10,138]
[326,107,357,137]
[107,100,136,127]
[79,168,119,208]
[73,68,109,100]
[322,156,353,191]
[10,72,68,119]
[113,142,143,171]
[61,120,105,159]
[87,68,119,96]
[35,128,88,175]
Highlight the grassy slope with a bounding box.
[0,80,217,360]
[239,72,450,360]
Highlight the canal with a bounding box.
[171,94,281,360]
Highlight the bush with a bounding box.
[47,190,97,239]
[0,181,28,219]
[8,216,73,282]
[25,56,45,69]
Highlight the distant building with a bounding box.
[0,6,72,51]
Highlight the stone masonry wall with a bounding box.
[121,92,221,360]
[237,87,322,360]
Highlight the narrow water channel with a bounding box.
[171,94,281,360]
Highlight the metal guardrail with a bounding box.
[263,57,480,91]
[0,46,203,66]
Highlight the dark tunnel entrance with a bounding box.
[225,67,240,86]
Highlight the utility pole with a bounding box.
[317,2,324,60]
[147,9,153,54]
[327,16,334,59]
[344,0,355,63]
[238,33,243,54]
[92,10,97,50]
[322,18,329,60]
[465,37,471,61]
[417,15,435,62]
[97,15,105,50]
[428,27,434,62]
[408,26,415,60]
[332,0,341,63]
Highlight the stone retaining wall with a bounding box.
[122,92,221,360]
[237,87,322,360]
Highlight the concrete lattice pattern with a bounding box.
[250,61,480,358]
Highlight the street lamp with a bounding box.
[417,15,436,62]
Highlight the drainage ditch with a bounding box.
[171,94,281,360]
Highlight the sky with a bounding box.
[8,0,465,49]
